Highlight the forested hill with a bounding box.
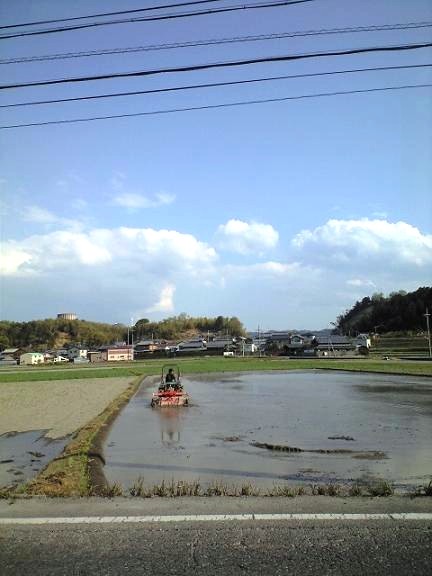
[0,314,246,351]
[336,287,432,334]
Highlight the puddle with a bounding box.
[103,371,432,490]
[0,430,71,488]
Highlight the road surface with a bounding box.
[1,497,431,575]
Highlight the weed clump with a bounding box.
[348,483,363,497]
[367,480,394,497]
[129,476,146,497]
[205,480,231,496]
[102,482,123,498]
[423,480,432,496]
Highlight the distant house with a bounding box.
[353,334,371,349]
[100,345,134,362]
[316,336,355,355]
[134,340,161,359]
[20,352,44,365]
[206,337,236,352]
[88,351,104,363]
[265,333,316,356]
[177,338,206,353]
[1,348,23,361]
[67,346,88,360]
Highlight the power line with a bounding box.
[0,1,315,40]
[2,42,431,90]
[1,83,430,130]
[2,21,430,65]
[0,1,229,30]
[2,64,430,109]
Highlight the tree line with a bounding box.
[0,319,127,350]
[336,287,432,334]
[134,314,246,340]
[0,314,246,351]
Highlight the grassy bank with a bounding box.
[0,357,430,383]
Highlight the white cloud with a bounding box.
[22,205,83,231]
[217,219,279,255]
[1,225,217,322]
[0,244,33,276]
[0,226,216,278]
[146,283,175,313]
[23,206,59,224]
[371,211,388,219]
[112,191,175,209]
[2,216,430,329]
[346,278,376,288]
[224,260,304,278]
[292,218,432,268]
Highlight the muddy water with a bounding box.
[0,431,70,488]
[104,371,432,490]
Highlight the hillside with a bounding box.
[336,287,432,334]
[0,319,127,351]
[0,314,246,352]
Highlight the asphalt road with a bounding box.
[1,498,431,575]
[1,518,431,575]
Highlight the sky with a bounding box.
[0,0,431,331]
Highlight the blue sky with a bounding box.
[0,0,431,330]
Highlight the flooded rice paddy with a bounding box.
[0,431,70,488]
[104,371,432,490]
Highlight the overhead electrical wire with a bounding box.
[2,64,430,109]
[1,21,430,65]
[1,83,430,130]
[0,1,315,40]
[1,42,431,90]
[0,1,234,29]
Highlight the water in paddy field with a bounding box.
[0,431,71,488]
[103,371,432,490]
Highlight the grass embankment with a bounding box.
[0,357,430,383]
[21,378,142,497]
[370,335,430,358]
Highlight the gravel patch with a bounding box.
[0,378,133,439]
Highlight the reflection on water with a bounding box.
[159,408,183,445]
[104,371,432,489]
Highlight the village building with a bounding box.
[206,336,236,354]
[176,338,206,353]
[133,340,165,359]
[100,345,134,362]
[20,352,44,365]
[1,348,24,361]
[67,346,88,360]
[87,351,104,363]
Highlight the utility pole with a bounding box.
[425,308,432,358]
[258,325,261,357]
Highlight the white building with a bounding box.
[20,352,44,365]
[354,334,371,349]
[67,346,88,360]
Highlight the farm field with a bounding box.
[0,377,133,439]
[0,377,136,490]
[0,357,430,383]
